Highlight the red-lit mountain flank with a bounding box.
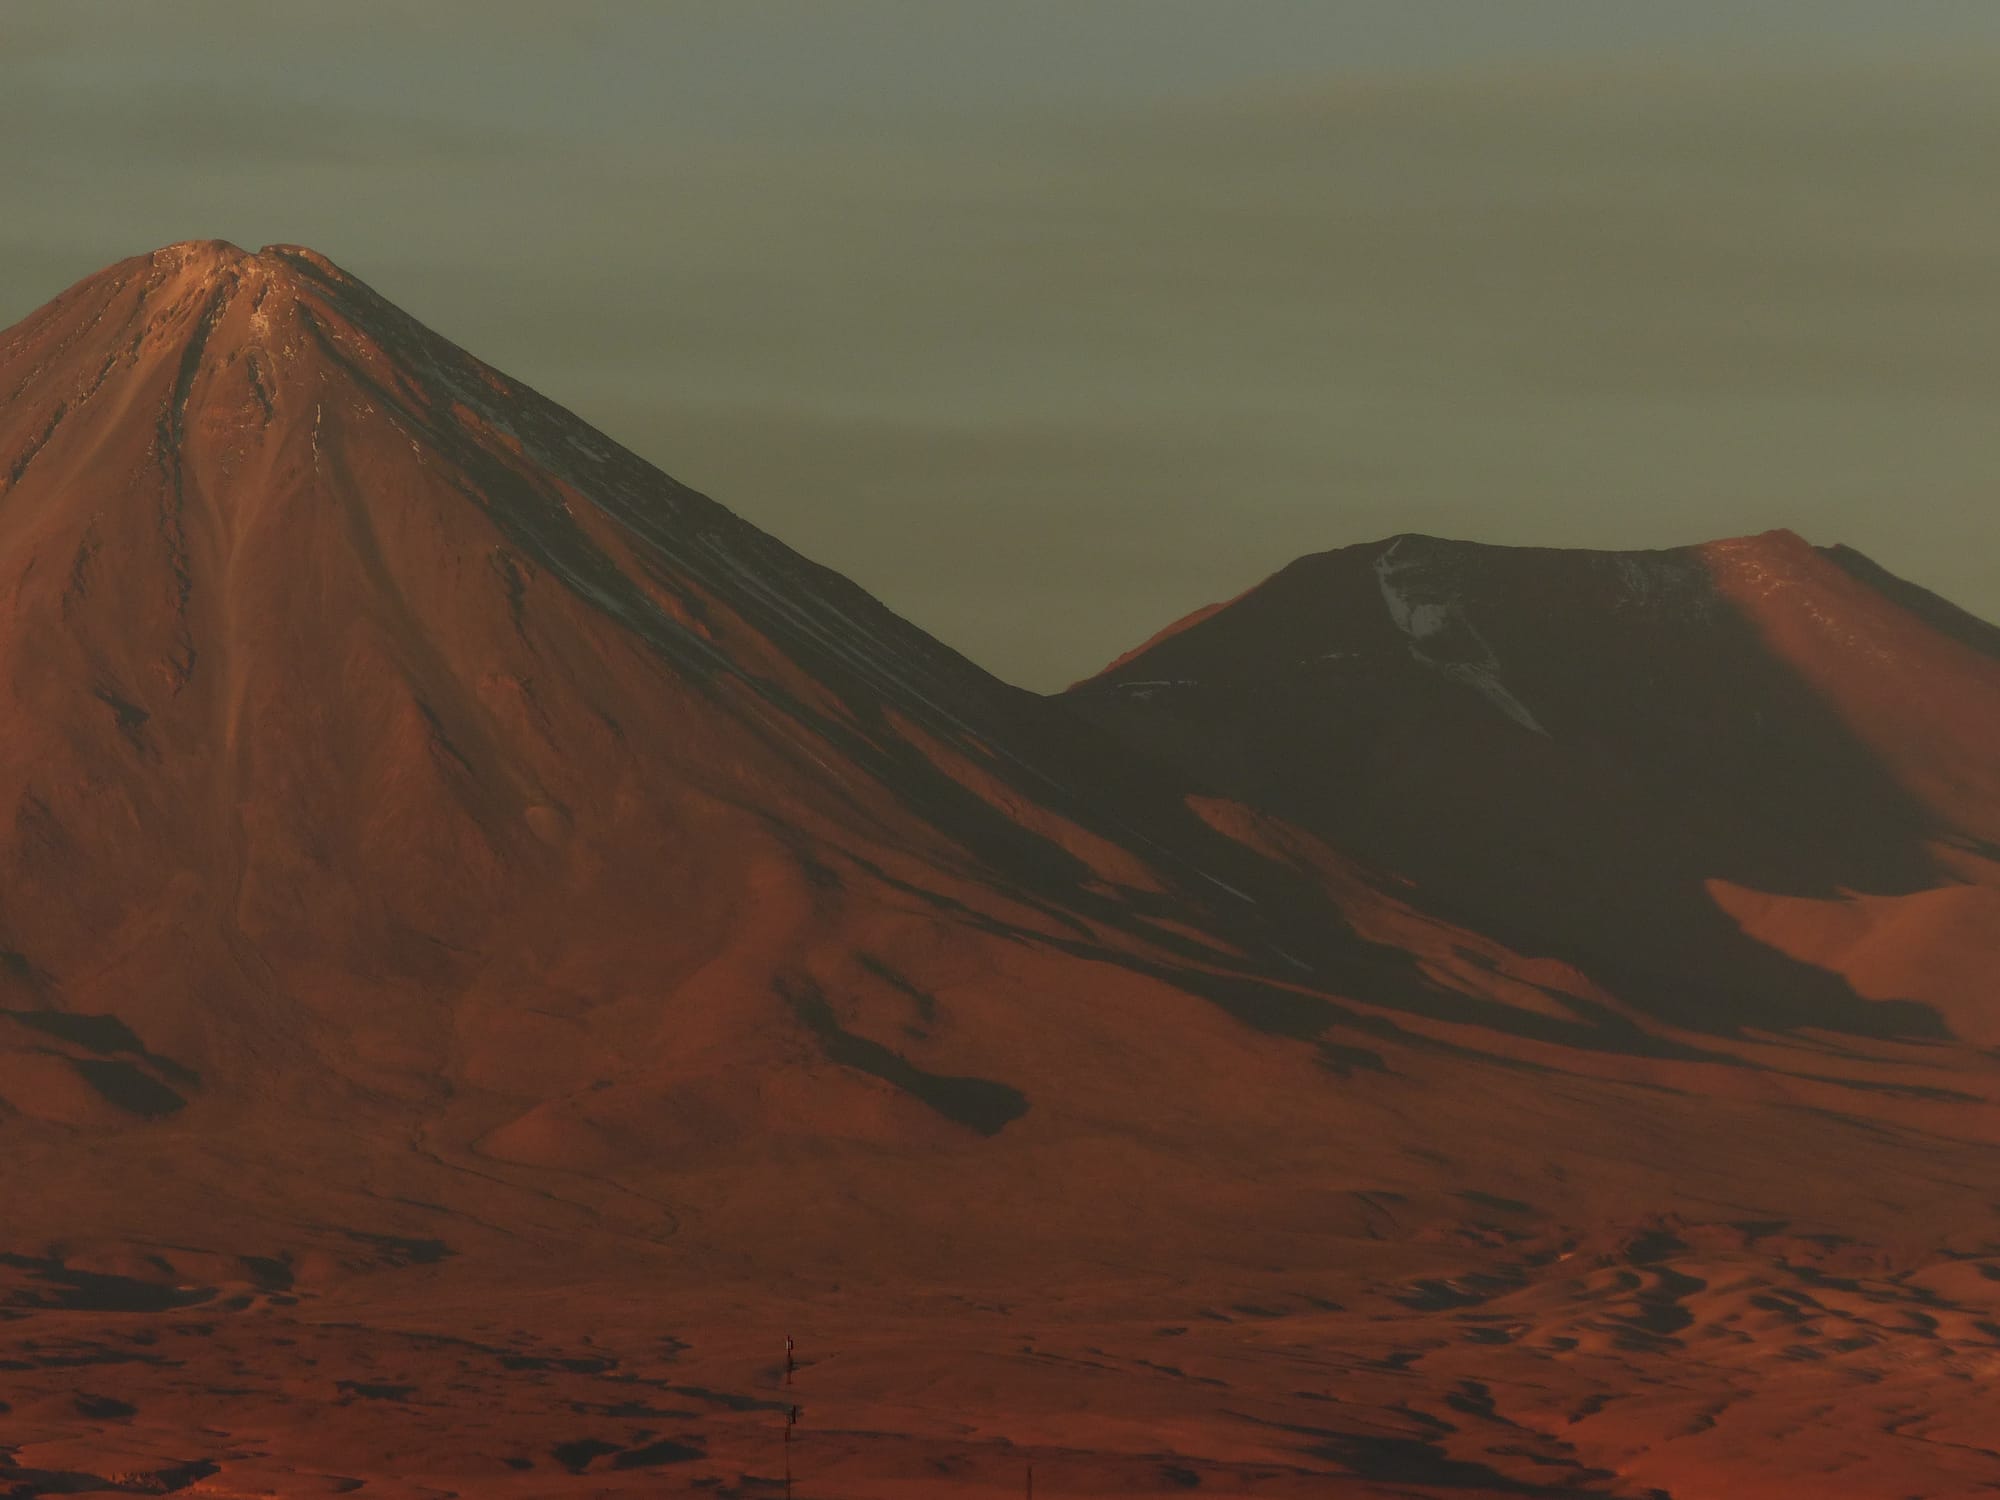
[2,245,1998,1497]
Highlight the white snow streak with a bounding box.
[1373,538,1548,737]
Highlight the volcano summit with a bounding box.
[3,244,1999,1498]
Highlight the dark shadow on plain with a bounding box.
[779,976,1027,1136]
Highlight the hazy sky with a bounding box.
[5,3,1999,688]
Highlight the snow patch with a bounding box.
[1374,538,1548,737]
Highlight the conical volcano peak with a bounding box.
[1,235,1421,1185]
[3,238,561,489]
[150,238,253,276]
[2,239,778,644]
[131,240,347,317]
[141,239,353,290]
[0,239,1071,898]
[64,240,407,369]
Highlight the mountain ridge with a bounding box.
[1070,525,2000,1044]
[6,243,2000,1497]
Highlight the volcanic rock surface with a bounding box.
[3,244,1999,1498]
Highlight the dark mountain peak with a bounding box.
[1071,519,2000,1038]
[1297,527,1823,597]
[1076,527,1915,694]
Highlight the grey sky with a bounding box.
[4,4,1998,688]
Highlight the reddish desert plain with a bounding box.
[3,243,2000,1498]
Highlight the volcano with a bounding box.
[1070,531,2000,1046]
[0,240,1409,1149]
[3,245,2000,1498]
